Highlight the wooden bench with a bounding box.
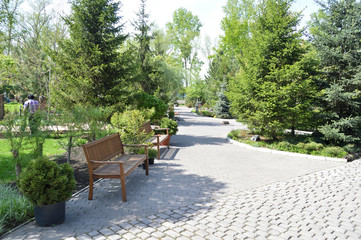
[82,132,148,202]
[139,121,169,159]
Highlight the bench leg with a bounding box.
[88,175,94,200]
[121,177,126,202]
[145,158,149,176]
[157,144,160,159]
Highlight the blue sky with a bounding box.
[52,0,320,41]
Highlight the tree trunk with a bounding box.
[67,136,73,163]
[15,162,21,179]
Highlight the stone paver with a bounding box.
[2,107,360,240]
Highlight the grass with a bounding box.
[0,137,68,183]
[228,129,349,158]
[0,184,34,236]
[4,103,22,114]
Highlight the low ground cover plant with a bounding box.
[0,184,34,236]
[228,129,349,158]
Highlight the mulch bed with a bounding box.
[54,147,90,193]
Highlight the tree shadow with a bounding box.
[6,143,228,239]
[170,134,228,147]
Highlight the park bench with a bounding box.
[82,132,148,202]
[139,121,169,159]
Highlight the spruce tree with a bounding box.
[131,0,157,95]
[214,83,232,119]
[310,0,361,144]
[227,0,318,138]
[51,0,127,108]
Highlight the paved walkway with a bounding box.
[3,107,360,240]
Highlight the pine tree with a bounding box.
[51,0,127,109]
[310,0,361,144]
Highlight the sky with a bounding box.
[52,0,320,42]
[50,0,320,75]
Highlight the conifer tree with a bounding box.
[227,0,317,138]
[51,0,127,109]
[214,83,232,119]
[310,0,361,144]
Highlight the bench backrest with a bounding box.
[82,133,124,169]
[139,121,153,134]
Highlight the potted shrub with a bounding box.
[18,157,76,227]
[139,148,157,166]
[148,148,157,164]
[159,117,178,146]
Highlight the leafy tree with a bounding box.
[227,0,318,138]
[2,112,27,179]
[51,0,128,109]
[310,0,361,144]
[0,0,22,55]
[13,0,54,96]
[166,8,202,87]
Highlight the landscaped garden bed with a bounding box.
[228,129,359,160]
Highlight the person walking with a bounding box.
[23,94,39,134]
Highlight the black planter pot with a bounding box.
[149,158,154,165]
[34,201,65,227]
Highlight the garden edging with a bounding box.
[226,137,348,163]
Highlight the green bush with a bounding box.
[200,110,215,117]
[159,117,178,135]
[0,184,34,235]
[111,109,153,146]
[320,146,348,158]
[276,141,292,150]
[304,142,324,152]
[138,148,157,159]
[18,157,76,206]
[134,92,167,122]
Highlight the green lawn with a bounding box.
[4,102,22,114]
[0,137,67,183]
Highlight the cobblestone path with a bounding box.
[3,107,359,240]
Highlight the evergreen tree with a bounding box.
[227,0,318,138]
[132,0,155,94]
[214,82,232,119]
[51,0,127,109]
[310,0,361,144]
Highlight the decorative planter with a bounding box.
[149,158,154,165]
[160,135,171,146]
[34,201,65,227]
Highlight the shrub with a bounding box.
[18,157,76,206]
[277,141,292,150]
[138,148,157,159]
[320,146,348,158]
[0,184,34,235]
[159,117,178,135]
[134,92,167,122]
[304,142,324,152]
[110,109,153,145]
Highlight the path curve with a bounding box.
[3,106,360,240]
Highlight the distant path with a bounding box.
[4,106,356,240]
